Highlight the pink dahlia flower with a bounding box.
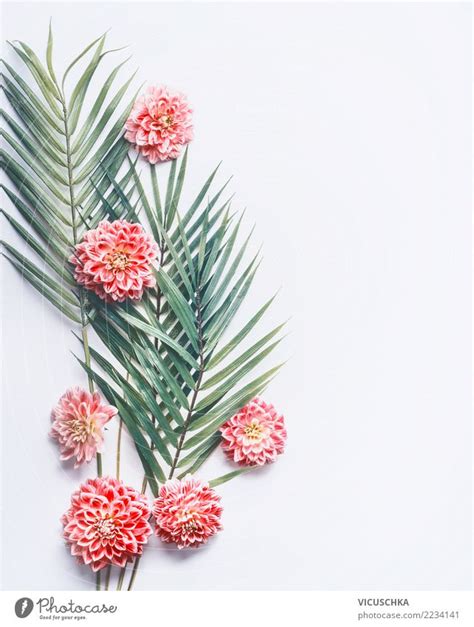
[152,475,222,549]
[50,387,117,468]
[125,85,193,163]
[70,219,159,302]
[62,476,152,572]
[220,397,287,466]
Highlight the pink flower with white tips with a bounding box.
[62,476,152,571]
[70,219,159,302]
[50,387,117,468]
[220,397,287,466]
[125,85,193,163]
[153,475,222,549]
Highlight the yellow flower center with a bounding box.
[244,421,264,441]
[70,418,95,443]
[94,516,116,540]
[107,250,130,271]
[179,510,198,532]
[160,114,174,128]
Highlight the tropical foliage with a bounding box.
[1,27,287,590]
[78,154,286,495]
[1,26,137,327]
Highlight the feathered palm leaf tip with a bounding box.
[1,24,139,321]
[1,26,288,589]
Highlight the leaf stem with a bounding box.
[59,90,102,591]
[168,287,205,480]
[127,286,206,592]
[139,248,164,496]
[115,371,129,481]
[59,94,97,396]
[129,244,165,590]
[59,95,98,449]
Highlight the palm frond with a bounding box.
[1,28,286,494]
[1,28,136,317]
[83,157,286,487]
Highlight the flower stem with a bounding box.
[127,556,141,591]
[104,565,111,591]
[116,418,123,480]
[96,453,102,477]
[117,566,127,591]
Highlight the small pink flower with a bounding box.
[70,219,159,302]
[50,387,117,468]
[153,475,222,549]
[62,476,152,572]
[125,85,193,163]
[220,397,287,466]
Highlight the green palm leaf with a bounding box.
[86,157,286,485]
[1,28,136,318]
[2,27,287,495]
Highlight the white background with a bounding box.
[1,1,472,591]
